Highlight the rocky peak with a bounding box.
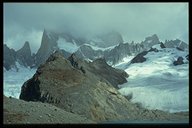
[16,41,33,67]
[23,41,30,49]
[141,34,160,50]
[35,29,59,67]
[17,41,31,56]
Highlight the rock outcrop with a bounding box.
[19,51,188,122]
[131,51,148,63]
[160,42,166,48]
[173,56,184,66]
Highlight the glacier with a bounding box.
[116,44,189,113]
[3,62,36,99]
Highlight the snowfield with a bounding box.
[3,62,36,99]
[116,44,189,113]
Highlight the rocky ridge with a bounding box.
[18,51,188,123]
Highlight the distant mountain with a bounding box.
[3,44,17,70]
[164,39,188,51]
[140,34,160,50]
[3,42,33,70]
[89,31,124,48]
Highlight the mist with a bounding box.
[3,3,188,53]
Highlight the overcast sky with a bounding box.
[4,3,188,53]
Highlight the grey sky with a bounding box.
[4,3,188,53]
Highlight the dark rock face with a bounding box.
[19,76,41,101]
[16,41,33,67]
[173,57,184,66]
[90,58,128,88]
[186,55,189,61]
[3,44,17,70]
[131,51,148,63]
[160,42,166,48]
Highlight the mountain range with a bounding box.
[3,29,189,123]
[3,29,188,71]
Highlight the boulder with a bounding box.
[131,51,148,63]
[173,57,184,66]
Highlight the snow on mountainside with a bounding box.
[82,43,118,51]
[3,62,36,98]
[115,44,189,113]
[57,37,79,53]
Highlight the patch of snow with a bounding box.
[57,37,79,53]
[147,40,152,43]
[152,44,161,50]
[83,43,118,51]
[113,55,135,69]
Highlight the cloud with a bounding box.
[4,25,43,53]
[3,3,188,53]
